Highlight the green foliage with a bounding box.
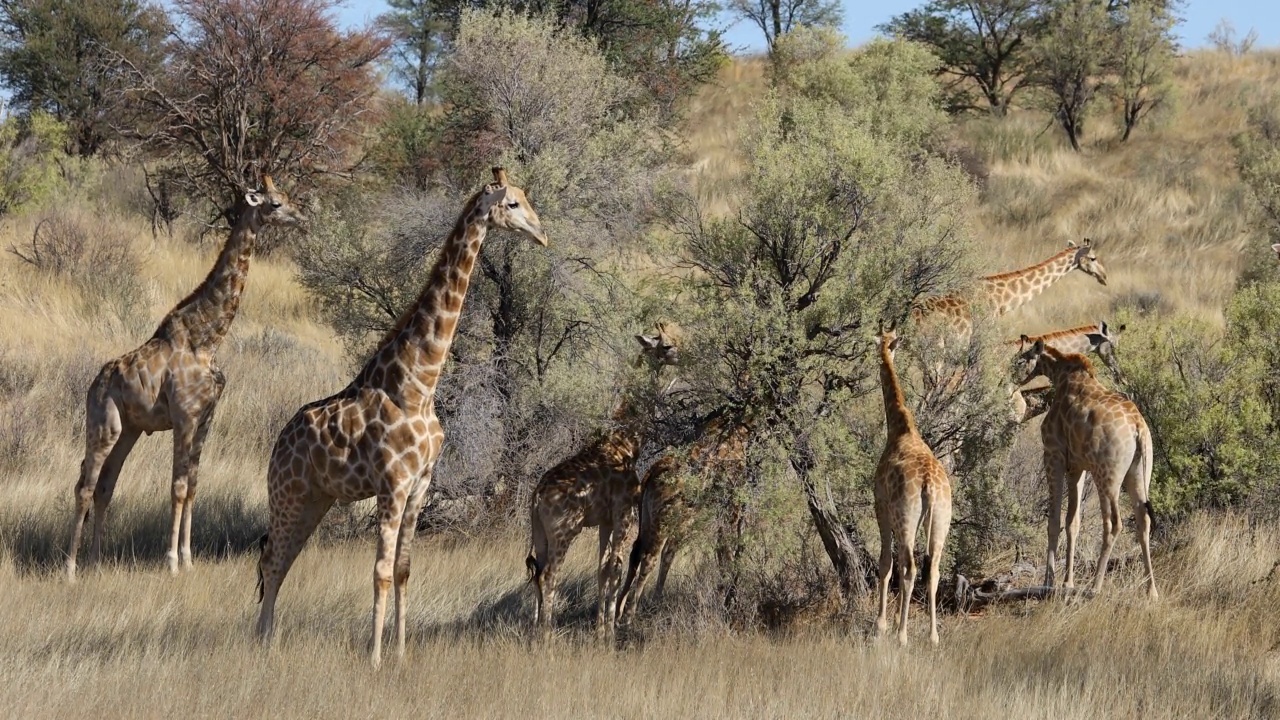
[376,0,448,104]
[729,0,842,54]
[0,0,169,156]
[878,0,1045,115]
[1234,93,1280,253]
[0,110,71,215]
[367,98,439,190]
[1117,304,1279,517]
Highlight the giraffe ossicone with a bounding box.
[66,175,303,582]
[254,167,547,667]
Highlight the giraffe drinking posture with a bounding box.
[67,177,304,581]
[1018,340,1158,599]
[526,324,679,640]
[872,320,953,646]
[255,168,547,667]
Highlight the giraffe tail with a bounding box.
[255,532,269,602]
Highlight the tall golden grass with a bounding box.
[1,49,1279,717]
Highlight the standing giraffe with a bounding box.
[617,417,747,623]
[526,324,679,641]
[66,176,304,581]
[1019,340,1158,599]
[872,320,953,646]
[255,168,547,667]
[912,239,1109,343]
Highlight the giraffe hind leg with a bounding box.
[393,471,433,660]
[68,391,124,582]
[255,490,333,646]
[88,429,141,569]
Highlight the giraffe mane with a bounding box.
[1042,344,1097,379]
[371,186,487,352]
[1008,323,1102,345]
[981,245,1076,282]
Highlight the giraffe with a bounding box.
[1007,320,1127,422]
[254,168,547,667]
[872,320,953,646]
[526,323,679,641]
[912,238,1109,344]
[66,176,304,581]
[1019,340,1158,599]
[617,416,748,622]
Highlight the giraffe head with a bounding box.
[1068,238,1107,286]
[479,166,548,246]
[873,318,900,361]
[634,321,681,369]
[241,175,306,230]
[1016,339,1095,387]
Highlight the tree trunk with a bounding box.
[791,441,873,605]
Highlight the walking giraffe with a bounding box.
[912,238,1109,343]
[1018,340,1158,598]
[526,323,679,640]
[254,168,547,666]
[67,176,304,580]
[872,320,953,646]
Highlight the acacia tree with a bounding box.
[729,0,842,55]
[116,0,388,209]
[377,0,447,104]
[1030,0,1109,151]
[1109,0,1178,141]
[878,0,1045,115]
[0,0,168,155]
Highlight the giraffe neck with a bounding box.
[879,347,917,439]
[154,205,260,349]
[351,198,487,414]
[980,248,1077,316]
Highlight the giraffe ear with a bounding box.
[888,337,900,353]
[243,190,264,207]
[1032,339,1046,354]
[1067,239,1077,248]
[1099,320,1109,335]
[262,175,277,193]
[1082,237,1093,248]
[1271,243,1280,256]
[636,334,660,349]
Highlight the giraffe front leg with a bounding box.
[89,430,141,570]
[1092,488,1123,595]
[179,381,222,571]
[167,422,199,576]
[255,489,333,647]
[1043,451,1067,588]
[874,519,893,638]
[393,471,433,660]
[370,489,405,669]
[1062,470,1085,589]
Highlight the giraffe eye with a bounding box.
[506,201,519,209]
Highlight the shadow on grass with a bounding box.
[413,573,604,645]
[3,491,265,576]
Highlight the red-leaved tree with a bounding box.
[117,0,388,213]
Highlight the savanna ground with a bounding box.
[3,49,1280,718]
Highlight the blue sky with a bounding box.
[335,0,1279,54]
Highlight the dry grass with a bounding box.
[2,49,1280,717]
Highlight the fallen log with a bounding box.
[954,574,1095,611]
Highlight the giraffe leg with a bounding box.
[1062,471,1085,589]
[1092,487,1123,594]
[254,489,333,646]
[88,429,141,568]
[178,377,223,571]
[926,493,952,647]
[166,421,199,576]
[69,393,123,582]
[1043,451,1067,587]
[370,487,406,668]
[895,524,918,647]
[873,517,893,637]
[655,538,678,603]
[1124,456,1158,599]
[618,535,660,623]
[596,523,628,641]
[393,471,433,660]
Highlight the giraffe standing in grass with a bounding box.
[66,176,304,581]
[913,239,1109,343]
[1019,341,1158,598]
[872,320,952,646]
[617,417,748,622]
[526,324,679,640]
[255,168,547,667]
